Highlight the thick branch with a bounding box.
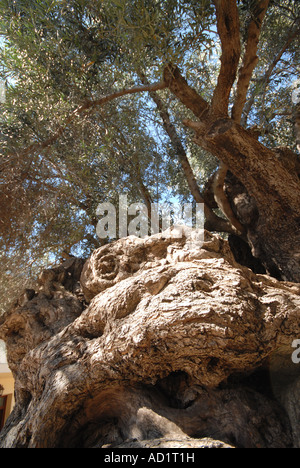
[194,119,300,221]
[163,65,243,234]
[213,162,244,233]
[163,64,210,120]
[232,0,270,123]
[213,1,269,236]
[140,72,236,234]
[166,66,300,218]
[145,85,206,206]
[211,0,241,117]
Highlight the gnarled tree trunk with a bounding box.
[0,0,299,450]
[0,232,299,448]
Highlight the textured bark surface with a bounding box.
[192,119,300,283]
[0,231,299,448]
[164,64,300,283]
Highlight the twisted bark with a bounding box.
[0,233,299,448]
[164,64,300,282]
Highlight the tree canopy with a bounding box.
[0,0,299,313]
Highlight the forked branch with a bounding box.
[232,0,270,123]
[211,0,241,117]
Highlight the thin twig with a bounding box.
[5,81,167,160]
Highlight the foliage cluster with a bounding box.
[0,0,299,313]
